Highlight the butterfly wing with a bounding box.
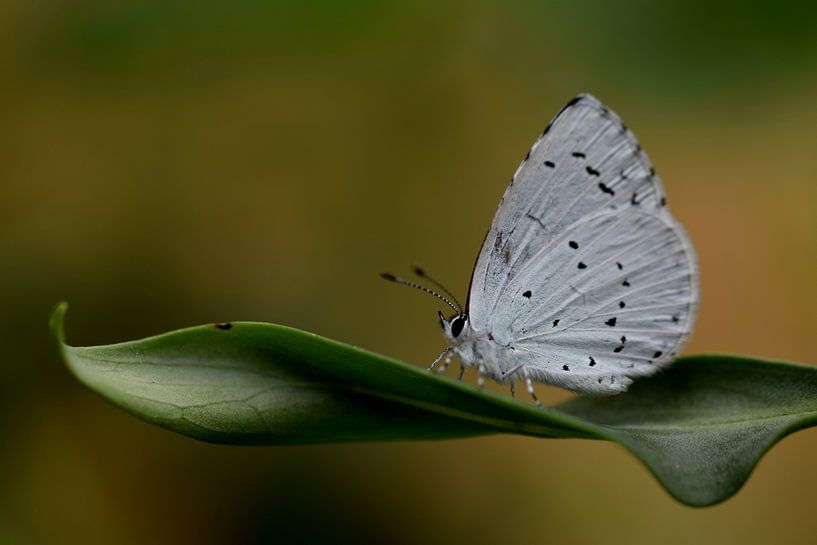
[467,94,698,394]
[503,208,697,394]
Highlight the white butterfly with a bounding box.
[384,94,699,400]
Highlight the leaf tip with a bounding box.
[50,301,69,345]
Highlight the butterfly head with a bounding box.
[438,311,469,343]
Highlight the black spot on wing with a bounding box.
[571,151,586,158]
[562,364,570,371]
[544,160,555,168]
[653,350,663,358]
[589,356,596,367]
[619,301,626,308]
[586,166,600,177]
[577,262,587,269]
[522,290,532,299]
[568,240,579,249]
[616,262,623,270]
[598,183,615,196]
[552,319,560,327]
[605,317,617,327]
[622,279,630,287]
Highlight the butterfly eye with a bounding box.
[451,316,466,338]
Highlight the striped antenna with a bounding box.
[381,273,461,314]
[411,266,463,313]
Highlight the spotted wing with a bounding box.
[503,207,697,395]
[466,94,699,394]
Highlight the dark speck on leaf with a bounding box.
[214,323,232,330]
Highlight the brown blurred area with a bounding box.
[2,1,817,543]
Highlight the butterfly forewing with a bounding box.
[469,94,670,331]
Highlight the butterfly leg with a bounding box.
[510,382,516,399]
[457,363,465,381]
[524,370,543,408]
[435,352,454,374]
[477,365,486,390]
[427,347,451,371]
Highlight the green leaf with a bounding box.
[52,302,817,507]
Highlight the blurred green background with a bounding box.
[3,1,817,543]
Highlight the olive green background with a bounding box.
[3,1,817,544]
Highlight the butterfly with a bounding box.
[383,94,699,401]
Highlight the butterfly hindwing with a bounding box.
[506,208,697,394]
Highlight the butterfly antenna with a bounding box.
[381,273,460,314]
[411,265,463,313]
